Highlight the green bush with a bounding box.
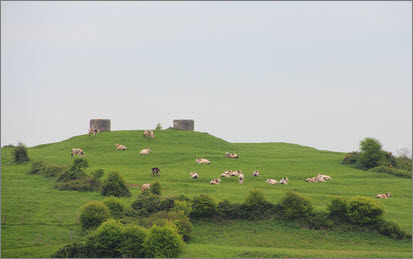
[131,192,161,216]
[347,196,384,226]
[177,194,191,202]
[57,158,88,182]
[242,189,275,220]
[171,200,192,217]
[51,242,92,258]
[103,196,125,218]
[303,210,333,230]
[369,166,412,179]
[143,224,185,258]
[358,138,385,169]
[383,151,397,168]
[79,201,110,231]
[86,219,124,257]
[217,199,242,219]
[12,142,30,162]
[28,160,47,174]
[278,191,314,220]
[54,176,101,192]
[395,155,412,171]
[28,160,66,178]
[376,218,409,240]
[91,169,105,179]
[327,197,349,222]
[150,180,162,195]
[158,196,176,212]
[101,171,131,197]
[119,225,148,257]
[147,210,193,242]
[190,194,217,219]
[156,123,162,130]
[342,151,359,164]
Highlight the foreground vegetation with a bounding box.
[1,130,411,257]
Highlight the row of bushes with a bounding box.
[52,219,184,258]
[368,166,412,179]
[28,159,131,197]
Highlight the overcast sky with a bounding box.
[1,1,412,154]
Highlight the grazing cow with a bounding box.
[151,167,160,177]
[115,144,127,150]
[252,170,260,177]
[210,179,220,185]
[143,130,155,139]
[195,158,211,164]
[266,179,278,185]
[376,193,392,199]
[139,148,151,155]
[225,152,239,158]
[141,183,151,192]
[88,128,98,136]
[239,173,245,184]
[71,148,85,158]
[279,177,289,185]
[190,172,199,179]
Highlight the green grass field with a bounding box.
[1,130,412,258]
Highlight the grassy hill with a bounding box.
[1,130,412,258]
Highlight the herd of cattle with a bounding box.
[71,129,391,199]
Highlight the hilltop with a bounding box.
[1,130,411,258]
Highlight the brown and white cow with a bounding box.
[71,148,85,158]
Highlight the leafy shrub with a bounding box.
[150,180,162,196]
[79,201,110,231]
[103,196,125,218]
[28,160,47,175]
[51,242,92,258]
[86,219,124,257]
[147,211,193,242]
[177,194,191,202]
[143,224,185,258]
[131,192,161,217]
[278,191,314,220]
[119,224,148,257]
[358,138,385,169]
[347,196,384,226]
[57,158,88,182]
[91,169,105,179]
[303,210,333,230]
[217,199,242,219]
[158,196,176,212]
[171,200,192,217]
[101,171,131,197]
[190,194,217,219]
[241,189,275,220]
[375,218,409,240]
[342,151,359,164]
[327,197,349,222]
[395,155,412,171]
[383,151,397,167]
[369,166,412,179]
[54,176,101,192]
[12,142,30,162]
[156,123,162,130]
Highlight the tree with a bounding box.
[12,142,30,162]
[358,138,385,169]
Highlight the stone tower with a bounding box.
[90,119,111,132]
[173,120,194,131]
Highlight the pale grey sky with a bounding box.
[1,1,412,154]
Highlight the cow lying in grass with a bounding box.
[115,144,127,150]
[141,183,151,192]
[376,193,392,199]
[279,177,289,185]
[230,170,242,177]
[71,148,85,158]
[225,152,239,158]
[190,172,199,179]
[221,171,231,178]
[139,148,151,155]
[196,158,210,164]
[252,170,260,177]
[266,179,277,185]
[210,178,221,185]
[306,174,332,183]
[143,130,154,139]
[151,167,160,177]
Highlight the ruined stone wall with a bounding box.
[90,119,111,132]
[173,120,194,131]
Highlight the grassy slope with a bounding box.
[1,130,411,258]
